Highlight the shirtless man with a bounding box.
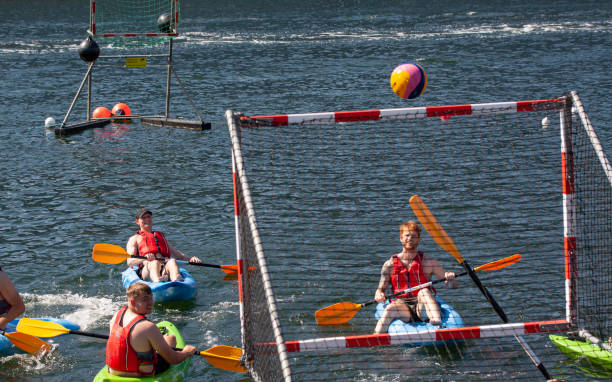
[374,220,457,334]
[0,266,26,331]
[105,283,195,377]
[126,208,202,282]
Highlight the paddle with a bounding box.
[16,318,247,373]
[409,194,552,380]
[92,243,239,274]
[315,254,521,326]
[0,328,51,356]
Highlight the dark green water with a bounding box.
[0,0,610,381]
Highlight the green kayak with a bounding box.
[93,321,190,382]
[550,334,612,371]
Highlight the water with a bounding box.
[0,0,610,380]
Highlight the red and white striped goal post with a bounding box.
[239,98,564,127]
[255,320,570,353]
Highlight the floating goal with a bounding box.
[56,0,209,136]
[226,91,611,381]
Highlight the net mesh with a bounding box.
[90,0,179,48]
[228,94,612,381]
[572,102,612,341]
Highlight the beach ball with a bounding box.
[111,103,131,117]
[92,106,111,119]
[390,63,427,99]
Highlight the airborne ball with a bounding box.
[157,13,171,33]
[390,63,427,99]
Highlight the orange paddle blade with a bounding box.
[4,332,51,356]
[220,265,238,274]
[92,243,130,264]
[219,265,257,274]
[315,302,363,326]
[199,345,247,373]
[474,254,521,271]
[409,195,464,263]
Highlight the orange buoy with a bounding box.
[111,103,131,117]
[92,106,111,119]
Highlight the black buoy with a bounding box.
[157,13,172,33]
[78,36,100,62]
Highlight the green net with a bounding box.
[90,0,179,48]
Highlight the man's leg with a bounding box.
[374,299,413,334]
[164,259,183,281]
[417,288,441,325]
[146,260,167,282]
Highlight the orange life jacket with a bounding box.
[105,306,157,376]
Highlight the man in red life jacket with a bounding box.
[126,208,202,282]
[374,221,457,334]
[0,266,25,331]
[106,283,195,377]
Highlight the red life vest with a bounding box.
[106,306,157,376]
[390,252,435,299]
[137,231,170,258]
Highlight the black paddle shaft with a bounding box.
[128,255,222,269]
[71,330,108,339]
[461,260,509,322]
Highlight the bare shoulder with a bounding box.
[126,234,141,253]
[421,253,439,265]
[0,271,15,293]
[132,319,159,337]
[127,233,140,244]
[380,258,394,272]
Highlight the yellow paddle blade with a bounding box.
[409,195,464,263]
[315,302,363,326]
[474,254,521,271]
[4,332,51,356]
[199,345,247,373]
[92,243,130,264]
[17,318,70,338]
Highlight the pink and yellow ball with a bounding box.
[390,63,427,99]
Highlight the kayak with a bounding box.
[122,267,197,303]
[375,296,464,346]
[93,321,190,382]
[0,317,80,355]
[550,334,612,371]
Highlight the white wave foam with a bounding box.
[21,292,123,331]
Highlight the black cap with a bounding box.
[135,208,152,219]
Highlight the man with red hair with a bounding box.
[374,220,457,334]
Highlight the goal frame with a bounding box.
[227,91,611,380]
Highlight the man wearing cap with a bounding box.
[126,208,202,282]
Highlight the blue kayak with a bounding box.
[0,317,80,355]
[375,296,464,346]
[122,267,197,303]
